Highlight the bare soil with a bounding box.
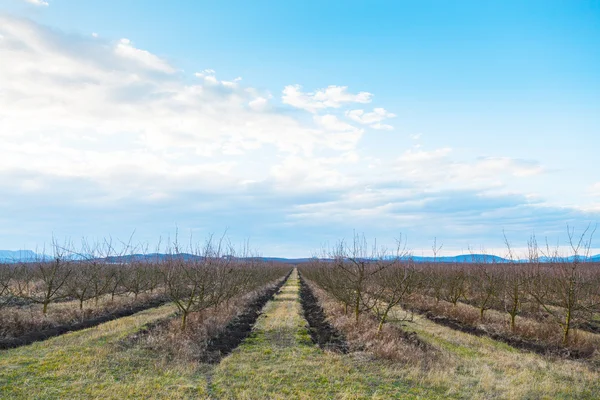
[201,272,291,363]
[418,309,593,359]
[298,273,348,353]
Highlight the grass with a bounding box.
[412,294,600,353]
[0,304,210,399]
[391,307,600,399]
[211,269,448,399]
[1,269,598,399]
[0,292,164,339]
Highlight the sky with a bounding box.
[0,0,599,257]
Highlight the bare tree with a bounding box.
[0,263,12,308]
[501,233,528,331]
[467,252,500,321]
[14,254,72,315]
[372,258,419,332]
[526,226,599,345]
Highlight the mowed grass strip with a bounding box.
[211,269,447,399]
[0,304,210,400]
[392,307,600,399]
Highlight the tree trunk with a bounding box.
[510,313,516,332]
[354,292,360,323]
[563,310,572,345]
[181,311,188,330]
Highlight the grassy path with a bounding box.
[0,304,209,399]
[390,307,600,399]
[211,269,444,399]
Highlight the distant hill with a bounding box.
[408,254,510,263]
[0,250,48,262]
[1,250,599,264]
[102,254,314,264]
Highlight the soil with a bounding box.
[0,296,170,350]
[298,274,348,353]
[459,298,600,336]
[417,309,594,359]
[200,272,291,363]
[577,321,600,334]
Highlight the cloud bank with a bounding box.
[23,0,49,6]
[0,15,597,256]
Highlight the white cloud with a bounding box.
[345,108,395,130]
[23,0,49,6]
[282,84,372,113]
[346,107,395,123]
[91,33,98,38]
[370,122,394,131]
[0,15,370,201]
[270,152,360,192]
[390,150,544,192]
[1,15,589,256]
[477,157,543,177]
[194,69,215,79]
[0,14,549,202]
[248,96,268,111]
[589,183,600,197]
[115,38,176,74]
[398,148,453,163]
[313,114,362,133]
[195,70,243,88]
[222,77,242,88]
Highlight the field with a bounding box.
[1,249,600,399]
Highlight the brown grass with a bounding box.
[409,294,600,356]
[306,280,439,368]
[0,293,162,339]
[135,283,279,362]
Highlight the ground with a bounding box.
[1,268,599,399]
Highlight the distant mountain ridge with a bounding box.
[1,250,599,264]
[0,250,46,262]
[407,254,510,263]
[103,254,313,264]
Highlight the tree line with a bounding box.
[300,228,600,346]
[0,236,290,330]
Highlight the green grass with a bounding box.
[2,270,598,399]
[211,270,448,399]
[0,304,210,400]
[393,308,600,399]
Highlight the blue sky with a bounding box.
[1,0,599,257]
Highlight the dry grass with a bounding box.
[394,307,600,399]
[307,281,438,368]
[0,304,211,399]
[211,270,448,399]
[410,294,600,355]
[138,284,279,362]
[2,268,598,399]
[0,292,163,339]
[304,277,600,398]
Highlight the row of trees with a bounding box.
[0,237,290,330]
[301,228,600,346]
[161,237,289,329]
[0,259,165,314]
